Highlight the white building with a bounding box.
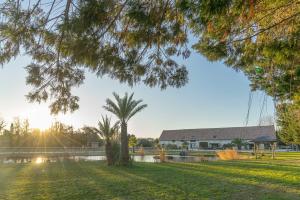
[159,125,276,150]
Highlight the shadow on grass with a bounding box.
[1,160,300,200]
[77,162,300,199]
[158,161,300,187]
[163,162,300,193]
[0,164,24,199]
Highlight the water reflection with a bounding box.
[0,155,218,164]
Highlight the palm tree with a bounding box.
[86,116,119,165]
[103,92,147,165]
[231,138,245,150]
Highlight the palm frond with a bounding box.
[104,92,147,122]
[128,93,134,105]
[127,104,147,121]
[112,92,122,106]
[103,98,121,118]
[112,121,120,130]
[97,115,119,141]
[128,99,143,113]
[83,126,103,137]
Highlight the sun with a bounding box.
[35,157,43,164]
[19,106,55,130]
[29,115,54,130]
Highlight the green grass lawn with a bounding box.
[0,153,300,200]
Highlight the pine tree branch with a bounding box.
[230,11,300,43]
[236,1,298,37]
[93,0,128,39]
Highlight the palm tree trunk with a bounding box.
[106,141,113,166]
[120,121,129,165]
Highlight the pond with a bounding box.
[0,155,218,164]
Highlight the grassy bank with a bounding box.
[0,154,300,200]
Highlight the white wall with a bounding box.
[160,140,253,149]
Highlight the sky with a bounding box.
[0,45,275,138]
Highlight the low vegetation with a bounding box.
[216,149,239,160]
[0,153,299,200]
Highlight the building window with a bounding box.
[199,142,208,149]
[190,140,196,142]
[213,135,217,139]
[190,143,196,149]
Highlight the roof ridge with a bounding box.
[162,125,274,132]
[160,125,276,141]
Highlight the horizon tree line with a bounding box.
[0,92,148,166]
[0,118,102,148]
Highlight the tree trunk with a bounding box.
[105,141,113,166]
[120,121,129,165]
[254,143,258,159]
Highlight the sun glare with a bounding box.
[19,106,55,130]
[35,157,43,164]
[30,116,53,130]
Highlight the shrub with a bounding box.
[159,148,166,162]
[139,147,145,156]
[166,144,178,149]
[222,143,234,149]
[216,149,239,160]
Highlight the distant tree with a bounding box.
[138,138,155,148]
[231,138,246,150]
[128,134,137,153]
[2,130,10,136]
[85,116,119,166]
[104,92,147,166]
[277,103,300,147]
[9,123,14,134]
[8,123,14,147]
[153,138,160,148]
[13,117,21,135]
[0,118,5,135]
[181,141,188,149]
[50,121,65,135]
[22,119,30,135]
[82,127,104,147]
[0,116,110,147]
